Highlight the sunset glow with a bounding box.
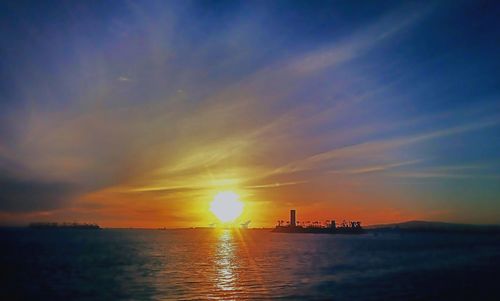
[2,2,499,300]
[0,1,498,229]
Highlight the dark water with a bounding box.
[1,228,500,300]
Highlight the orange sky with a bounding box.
[0,177,459,228]
[1,1,499,228]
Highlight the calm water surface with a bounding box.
[2,228,500,300]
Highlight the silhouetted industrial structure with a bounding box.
[272,209,364,234]
[290,210,296,227]
[240,220,251,229]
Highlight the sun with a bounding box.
[210,191,244,222]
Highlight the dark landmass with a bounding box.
[29,222,101,229]
[367,220,500,234]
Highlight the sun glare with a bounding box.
[210,191,244,222]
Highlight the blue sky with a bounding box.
[0,0,499,226]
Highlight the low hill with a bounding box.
[367,220,500,233]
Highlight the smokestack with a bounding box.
[290,209,296,227]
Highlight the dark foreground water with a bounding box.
[1,228,500,300]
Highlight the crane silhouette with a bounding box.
[240,220,251,229]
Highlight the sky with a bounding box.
[0,0,499,228]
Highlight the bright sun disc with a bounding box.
[210,191,243,222]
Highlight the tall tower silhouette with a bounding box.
[290,209,296,227]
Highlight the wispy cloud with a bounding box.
[117,76,131,82]
[287,6,428,75]
[244,181,308,190]
[329,160,422,175]
[0,1,498,226]
[271,119,499,176]
[388,164,500,179]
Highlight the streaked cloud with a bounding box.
[0,1,498,226]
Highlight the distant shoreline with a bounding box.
[28,222,101,230]
[1,220,499,234]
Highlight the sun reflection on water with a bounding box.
[215,229,238,294]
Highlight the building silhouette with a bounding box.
[290,209,296,227]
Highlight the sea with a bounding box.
[1,228,500,300]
